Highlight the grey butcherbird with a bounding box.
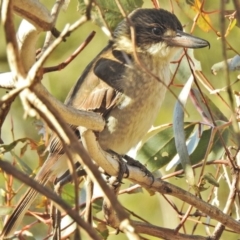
[1,8,209,238]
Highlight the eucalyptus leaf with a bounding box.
[0,138,32,154]
[174,127,212,171]
[211,55,240,75]
[188,128,212,166]
[92,198,103,215]
[175,121,229,170]
[173,75,195,186]
[136,123,195,172]
[203,173,219,187]
[207,121,229,161]
[61,184,75,205]
[166,126,201,171]
[11,151,33,175]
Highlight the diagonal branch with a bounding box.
[0,159,101,240]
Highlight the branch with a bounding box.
[0,159,101,240]
[43,31,96,73]
[2,0,25,79]
[79,128,240,233]
[40,0,67,56]
[133,221,210,240]
[13,0,53,31]
[0,0,26,144]
[0,75,104,133]
[212,168,239,237]
[0,11,104,132]
[17,19,41,71]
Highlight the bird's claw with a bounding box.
[107,151,154,185]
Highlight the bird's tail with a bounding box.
[0,154,60,238]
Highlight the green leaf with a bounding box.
[136,123,195,172]
[62,184,75,205]
[207,121,229,161]
[0,138,32,154]
[173,75,195,186]
[138,124,172,150]
[176,121,229,170]
[11,151,33,175]
[78,0,144,31]
[166,127,201,171]
[187,128,212,166]
[0,138,46,174]
[203,173,219,187]
[92,198,103,215]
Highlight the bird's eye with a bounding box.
[152,27,161,35]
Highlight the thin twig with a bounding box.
[212,170,238,238]
[0,159,101,240]
[43,31,96,74]
[39,0,66,57]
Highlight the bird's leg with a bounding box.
[107,150,129,183]
[54,161,86,187]
[79,127,127,181]
[80,127,154,183]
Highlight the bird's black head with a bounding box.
[113,8,209,58]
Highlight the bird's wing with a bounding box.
[48,46,131,155]
[65,45,128,116]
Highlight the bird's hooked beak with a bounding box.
[163,30,210,49]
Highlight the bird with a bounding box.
[1,8,209,238]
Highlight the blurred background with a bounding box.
[0,0,239,239]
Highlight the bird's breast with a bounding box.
[98,60,171,154]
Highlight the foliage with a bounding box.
[0,0,240,239]
[78,0,144,32]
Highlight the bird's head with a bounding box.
[113,8,209,60]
